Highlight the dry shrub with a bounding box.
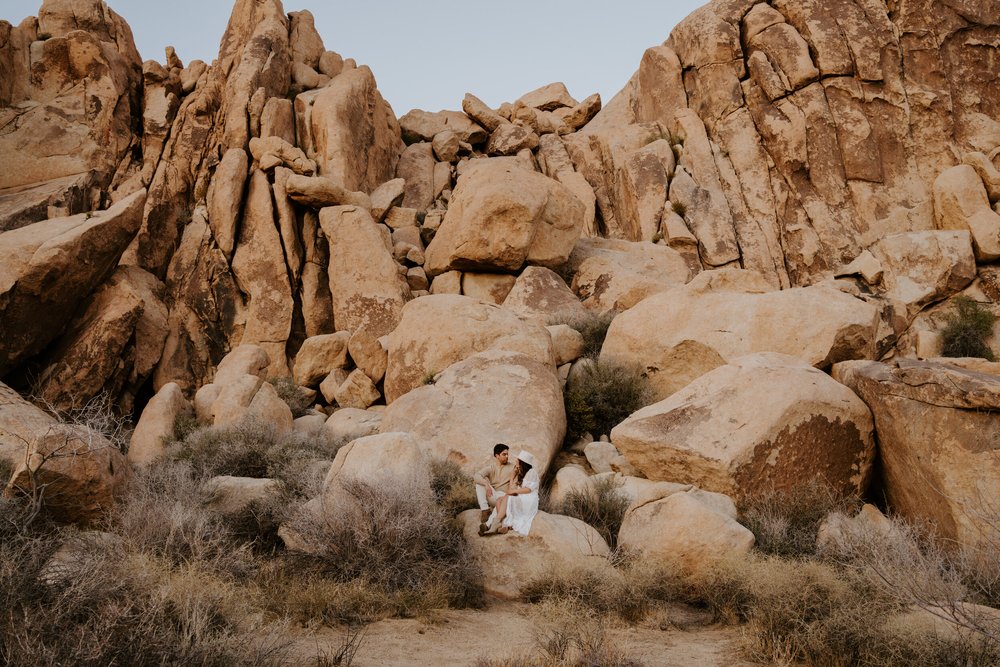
[0,488,293,667]
[475,601,643,667]
[557,476,630,548]
[941,296,997,360]
[564,361,651,441]
[283,478,484,615]
[739,479,861,557]
[430,458,478,516]
[269,377,314,418]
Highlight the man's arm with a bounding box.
[472,462,493,487]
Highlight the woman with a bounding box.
[480,450,539,536]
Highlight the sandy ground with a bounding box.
[290,600,755,666]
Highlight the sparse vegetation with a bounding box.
[739,479,861,557]
[565,311,616,360]
[671,200,687,217]
[558,476,630,548]
[269,377,314,418]
[563,361,651,442]
[941,296,997,360]
[430,458,478,517]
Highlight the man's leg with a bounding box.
[475,485,491,522]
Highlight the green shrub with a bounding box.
[558,476,630,548]
[739,479,861,557]
[269,377,313,418]
[565,311,616,359]
[564,361,651,441]
[941,296,997,360]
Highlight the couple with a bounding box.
[473,443,539,536]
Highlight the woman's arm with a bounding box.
[508,485,533,495]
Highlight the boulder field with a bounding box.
[2,0,1000,571]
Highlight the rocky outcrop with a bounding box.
[383,295,555,402]
[833,359,1000,550]
[611,353,875,499]
[0,190,146,377]
[1,381,130,525]
[459,508,611,599]
[381,350,565,478]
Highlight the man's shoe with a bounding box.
[478,522,489,536]
[480,509,491,523]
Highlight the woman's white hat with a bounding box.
[516,450,536,466]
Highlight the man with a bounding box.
[473,443,515,523]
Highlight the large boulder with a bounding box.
[0,190,146,376]
[296,66,404,193]
[501,266,588,325]
[934,165,1000,262]
[567,237,692,314]
[833,359,1000,550]
[383,295,555,402]
[127,383,191,467]
[320,205,410,341]
[611,353,875,499]
[458,508,611,599]
[1,382,130,525]
[424,159,585,275]
[381,350,565,479]
[618,486,754,571]
[602,270,887,399]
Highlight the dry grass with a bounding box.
[564,311,617,360]
[739,479,862,557]
[430,458,478,517]
[269,377,314,418]
[557,475,630,548]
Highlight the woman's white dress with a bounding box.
[499,469,540,535]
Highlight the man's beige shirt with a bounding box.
[473,458,514,493]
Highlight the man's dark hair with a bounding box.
[493,443,509,457]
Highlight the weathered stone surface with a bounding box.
[206,148,249,259]
[320,206,410,340]
[333,369,381,409]
[486,123,540,156]
[501,266,588,325]
[618,487,754,569]
[0,0,142,195]
[1,382,130,525]
[293,332,351,388]
[561,93,602,131]
[517,82,578,111]
[128,383,191,466]
[461,273,516,304]
[0,190,145,377]
[459,508,611,599]
[382,349,564,477]
[383,295,555,402]
[321,432,432,512]
[348,329,388,384]
[569,237,691,314]
[602,272,885,389]
[324,407,382,443]
[214,344,270,386]
[318,369,350,404]
[425,160,585,275]
[396,142,436,211]
[369,178,406,222]
[260,97,296,144]
[833,359,1000,549]
[934,165,1000,261]
[462,93,504,132]
[211,374,264,427]
[870,231,976,319]
[231,171,293,378]
[299,66,404,193]
[398,108,486,145]
[248,135,315,175]
[612,353,875,500]
[546,325,585,366]
[284,174,371,208]
[615,139,675,242]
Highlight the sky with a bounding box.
[2,0,705,115]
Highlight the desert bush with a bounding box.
[563,361,651,441]
[269,377,314,418]
[283,478,484,614]
[941,296,997,360]
[557,476,630,548]
[430,458,478,516]
[739,479,861,557]
[565,311,617,360]
[34,390,133,454]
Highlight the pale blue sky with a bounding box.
[2,0,704,115]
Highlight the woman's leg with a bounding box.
[494,493,510,526]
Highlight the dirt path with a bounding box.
[291,601,754,666]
